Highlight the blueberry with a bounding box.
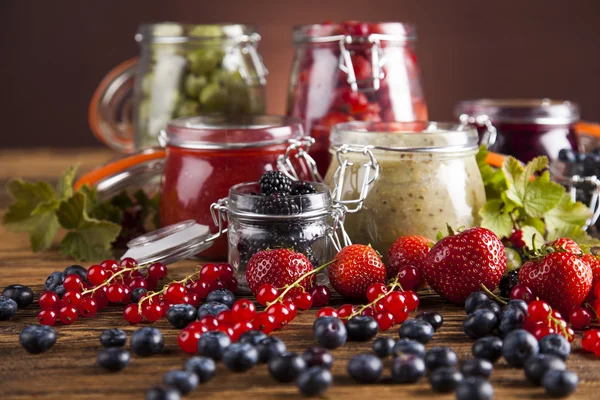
[456,376,494,400]
[472,336,503,362]
[302,346,333,369]
[145,385,181,400]
[539,333,571,361]
[473,301,502,319]
[465,291,490,314]
[197,331,231,360]
[391,354,426,384]
[313,316,347,349]
[238,330,267,346]
[256,336,287,363]
[131,288,148,303]
[54,285,65,298]
[463,309,498,339]
[576,152,587,163]
[223,343,259,372]
[268,352,307,382]
[505,299,528,315]
[392,338,426,358]
[424,347,458,371]
[197,301,229,319]
[19,325,57,354]
[206,289,236,308]
[166,304,197,329]
[130,327,164,357]
[502,329,539,367]
[415,311,443,331]
[347,353,383,384]
[44,271,65,292]
[398,319,434,344]
[100,328,127,348]
[372,337,395,358]
[542,369,578,398]
[184,356,216,383]
[296,366,333,397]
[460,358,493,378]
[429,367,463,392]
[0,296,18,320]
[163,370,199,395]
[63,265,88,282]
[2,284,34,308]
[524,354,566,385]
[346,315,378,341]
[498,306,525,337]
[97,347,131,372]
[558,148,576,162]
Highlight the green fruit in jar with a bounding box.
[187,48,224,76]
[141,73,154,96]
[226,80,251,114]
[187,25,224,38]
[505,248,522,272]
[199,83,228,112]
[176,100,201,118]
[184,74,208,98]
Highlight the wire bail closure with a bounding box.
[235,33,269,86]
[339,34,386,92]
[277,137,322,182]
[459,114,498,148]
[563,175,600,230]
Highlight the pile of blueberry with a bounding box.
[0,284,33,320]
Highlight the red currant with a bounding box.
[148,262,167,280]
[293,292,313,310]
[106,283,125,303]
[551,310,563,320]
[593,340,600,357]
[216,310,234,327]
[146,278,159,291]
[164,283,187,304]
[200,264,220,282]
[119,257,138,269]
[533,325,555,341]
[366,283,387,302]
[569,308,592,330]
[178,329,202,354]
[217,325,235,339]
[39,291,60,310]
[283,299,297,321]
[337,304,357,321]
[257,284,279,306]
[375,312,394,331]
[188,293,201,307]
[217,263,234,280]
[100,259,119,272]
[316,307,338,318]
[397,266,422,291]
[252,312,276,334]
[310,285,331,307]
[267,303,290,329]
[383,292,406,314]
[565,327,575,343]
[93,287,109,309]
[63,274,83,292]
[129,277,148,290]
[123,303,143,324]
[199,315,219,330]
[189,280,211,298]
[232,321,254,341]
[121,286,132,304]
[231,299,257,323]
[510,284,536,303]
[87,265,107,286]
[528,300,551,322]
[361,307,375,317]
[78,297,97,317]
[59,305,78,324]
[582,329,600,351]
[224,276,238,292]
[37,309,57,326]
[374,302,385,314]
[392,306,409,324]
[186,322,209,334]
[142,303,163,322]
[404,290,420,311]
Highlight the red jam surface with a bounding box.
[159,116,302,259]
[287,21,428,174]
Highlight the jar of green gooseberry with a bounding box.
[90,23,268,152]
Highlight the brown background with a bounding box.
[1,0,599,148]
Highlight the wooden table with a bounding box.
[0,148,597,399]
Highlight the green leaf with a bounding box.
[476,146,507,199]
[2,180,56,231]
[520,225,545,250]
[521,173,564,218]
[479,199,513,238]
[523,216,545,234]
[545,193,593,240]
[56,165,79,200]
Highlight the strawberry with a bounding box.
[519,252,592,316]
[387,235,433,284]
[582,253,600,284]
[549,238,582,254]
[245,249,315,297]
[422,227,506,304]
[328,244,386,299]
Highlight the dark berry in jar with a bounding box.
[424,347,458,371]
[415,311,443,331]
[255,194,301,215]
[19,325,57,354]
[524,354,566,385]
[257,336,287,363]
[166,304,197,329]
[313,316,347,349]
[163,370,199,395]
[393,338,426,358]
[0,296,18,320]
[184,356,216,383]
[1,284,34,308]
[97,347,131,372]
[268,352,307,382]
[391,354,426,384]
[223,343,259,372]
[130,327,164,357]
[296,366,333,397]
[206,289,236,308]
[460,358,493,378]
[291,181,317,195]
[100,328,127,348]
[259,171,292,195]
[302,346,334,369]
[398,319,434,344]
[428,367,463,393]
[346,315,378,341]
[372,336,395,358]
[456,376,494,400]
[472,336,503,363]
[197,331,231,360]
[347,353,383,384]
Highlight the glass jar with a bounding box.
[89,23,268,152]
[324,121,485,260]
[287,22,428,176]
[455,99,580,162]
[159,115,303,260]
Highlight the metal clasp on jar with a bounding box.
[332,145,380,213]
[328,203,352,252]
[234,33,269,86]
[459,114,498,148]
[339,34,386,92]
[564,175,600,230]
[210,197,229,237]
[277,136,323,182]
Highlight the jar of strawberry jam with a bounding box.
[159,115,303,259]
[287,21,428,175]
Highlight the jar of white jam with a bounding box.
[324,121,486,259]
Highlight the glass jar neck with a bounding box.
[135,23,259,45]
[455,99,580,125]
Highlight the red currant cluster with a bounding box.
[37,258,167,326]
[523,300,574,342]
[124,263,237,324]
[582,329,600,356]
[316,278,419,331]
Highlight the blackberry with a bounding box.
[291,182,317,195]
[259,171,292,195]
[499,270,519,298]
[255,195,300,215]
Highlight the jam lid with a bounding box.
[454,99,580,125]
[74,147,165,200]
[293,22,416,43]
[330,121,479,153]
[161,115,304,150]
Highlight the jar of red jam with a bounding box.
[455,99,580,162]
[159,115,303,259]
[287,21,428,175]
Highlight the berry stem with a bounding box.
[348,276,402,319]
[138,270,201,312]
[267,260,335,308]
[546,307,574,341]
[479,283,508,305]
[81,264,146,295]
[584,303,600,321]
